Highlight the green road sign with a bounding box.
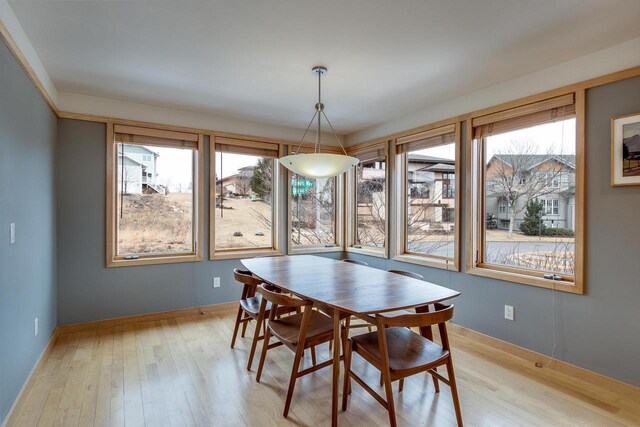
[291,178,314,196]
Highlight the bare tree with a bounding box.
[235,176,251,197]
[355,175,386,247]
[487,139,568,239]
[291,177,336,245]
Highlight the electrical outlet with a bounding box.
[10,223,16,244]
[504,305,514,321]
[213,277,221,288]
[34,318,38,336]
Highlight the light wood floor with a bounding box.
[6,310,640,427]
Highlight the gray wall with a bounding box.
[55,79,640,389]
[345,76,640,387]
[0,42,57,422]
[56,119,341,325]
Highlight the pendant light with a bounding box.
[280,66,358,178]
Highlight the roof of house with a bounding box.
[407,153,455,164]
[420,163,455,173]
[121,144,160,157]
[118,154,146,168]
[489,154,576,170]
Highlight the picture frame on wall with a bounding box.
[611,112,640,186]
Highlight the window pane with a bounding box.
[214,152,274,250]
[291,175,336,246]
[116,143,194,255]
[483,118,576,276]
[406,143,456,258]
[355,158,386,248]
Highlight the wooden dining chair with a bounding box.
[255,284,347,418]
[341,259,368,266]
[230,269,263,349]
[342,303,463,427]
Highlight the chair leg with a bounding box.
[399,378,404,392]
[431,367,440,393]
[446,359,463,427]
[341,340,352,411]
[230,307,244,349]
[256,327,271,383]
[241,317,249,337]
[310,346,317,366]
[329,339,333,352]
[247,314,263,371]
[283,345,305,418]
[381,368,397,427]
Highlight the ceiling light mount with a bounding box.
[311,66,327,76]
[279,66,359,178]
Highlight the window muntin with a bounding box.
[290,175,337,247]
[405,142,457,260]
[354,156,386,248]
[481,117,576,278]
[213,152,275,251]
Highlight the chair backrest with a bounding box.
[257,284,310,319]
[376,303,454,349]
[233,268,262,299]
[342,259,368,266]
[387,269,424,280]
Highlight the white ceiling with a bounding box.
[8,0,640,134]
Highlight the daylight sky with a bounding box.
[486,118,576,160]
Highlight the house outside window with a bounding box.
[210,137,281,259]
[467,91,584,293]
[107,124,204,267]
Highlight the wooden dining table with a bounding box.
[241,255,461,426]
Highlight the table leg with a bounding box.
[332,309,341,427]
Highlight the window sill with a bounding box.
[393,254,459,271]
[288,246,343,255]
[466,265,583,294]
[107,253,202,268]
[346,246,387,259]
[209,248,281,261]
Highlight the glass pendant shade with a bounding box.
[281,66,358,178]
[280,153,359,178]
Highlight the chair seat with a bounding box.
[240,295,271,317]
[351,327,449,372]
[269,311,334,346]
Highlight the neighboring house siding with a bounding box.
[485,156,576,231]
[117,156,143,194]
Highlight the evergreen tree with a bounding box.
[250,158,272,199]
[519,199,546,236]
